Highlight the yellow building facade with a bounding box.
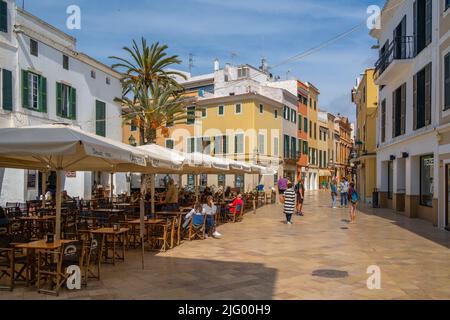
[351,68,378,205]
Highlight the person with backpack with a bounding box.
[295,177,305,216]
[348,182,359,223]
[330,179,338,209]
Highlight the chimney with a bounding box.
[214,58,220,72]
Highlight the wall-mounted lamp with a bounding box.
[390,155,396,161]
[402,152,409,159]
[128,135,137,147]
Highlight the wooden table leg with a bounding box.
[112,235,116,266]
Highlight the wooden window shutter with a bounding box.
[22,70,29,109]
[0,1,7,33]
[413,1,418,55]
[413,74,418,130]
[446,54,450,110]
[96,100,106,137]
[401,83,406,135]
[424,63,431,125]
[39,76,47,113]
[56,82,62,116]
[392,90,396,137]
[425,0,432,46]
[2,69,13,111]
[70,87,76,120]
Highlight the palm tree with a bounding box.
[110,38,190,145]
[110,38,187,97]
[119,82,191,144]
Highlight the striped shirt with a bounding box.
[283,188,297,215]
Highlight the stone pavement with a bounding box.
[1,191,449,300]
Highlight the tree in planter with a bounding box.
[110,38,189,145]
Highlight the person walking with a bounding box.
[340,178,349,208]
[295,177,305,216]
[348,182,359,223]
[330,179,338,209]
[277,176,288,204]
[281,182,296,225]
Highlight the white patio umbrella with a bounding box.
[0,124,148,241]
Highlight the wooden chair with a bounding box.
[0,234,29,291]
[84,234,103,285]
[168,214,183,249]
[147,222,169,252]
[187,214,207,241]
[37,241,85,296]
[226,204,242,223]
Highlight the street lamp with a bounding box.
[128,135,137,146]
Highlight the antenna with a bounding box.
[188,53,195,74]
[286,70,291,80]
[230,52,238,66]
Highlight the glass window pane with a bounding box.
[421,155,434,207]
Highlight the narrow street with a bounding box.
[2,191,449,300]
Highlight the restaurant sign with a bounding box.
[66,171,76,178]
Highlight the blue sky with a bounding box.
[18,0,385,122]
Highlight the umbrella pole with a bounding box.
[195,174,199,202]
[110,172,114,203]
[55,169,62,241]
[150,174,155,216]
[41,171,47,208]
[140,178,146,270]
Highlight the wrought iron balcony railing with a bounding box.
[374,36,415,80]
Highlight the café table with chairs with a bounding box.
[90,227,129,265]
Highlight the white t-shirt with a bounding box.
[202,204,217,215]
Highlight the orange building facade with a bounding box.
[297,80,309,181]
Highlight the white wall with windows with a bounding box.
[0,2,126,204]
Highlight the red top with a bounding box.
[229,198,243,213]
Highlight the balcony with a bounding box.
[374,36,415,86]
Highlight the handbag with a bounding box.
[351,191,359,203]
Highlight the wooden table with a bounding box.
[90,228,129,265]
[113,203,131,208]
[155,212,188,218]
[16,239,75,285]
[127,219,170,250]
[91,209,125,214]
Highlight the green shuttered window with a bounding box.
[96,100,106,137]
[56,82,76,119]
[2,69,13,111]
[22,70,47,113]
[0,1,7,33]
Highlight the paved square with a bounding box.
[1,191,449,300]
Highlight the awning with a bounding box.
[319,170,332,177]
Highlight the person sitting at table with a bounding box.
[224,186,232,198]
[203,196,222,239]
[45,189,53,201]
[62,190,73,202]
[130,191,141,205]
[227,193,244,216]
[164,179,179,212]
[182,202,204,230]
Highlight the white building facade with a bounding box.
[371,0,440,226]
[0,0,126,204]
